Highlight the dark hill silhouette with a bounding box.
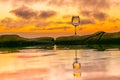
[0,31,120,47]
[0,35,54,47]
[0,35,28,42]
[56,31,120,45]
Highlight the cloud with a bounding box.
[0,0,48,5]
[80,10,108,21]
[55,21,71,24]
[47,26,70,30]
[39,11,57,18]
[113,26,119,30]
[35,21,71,28]
[51,20,94,25]
[109,18,120,22]
[10,6,37,19]
[47,0,111,11]
[48,0,72,6]
[50,20,94,25]
[48,0,63,6]
[80,11,92,17]
[79,0,110,10]
[10,6,57,19]
[62,15,71,19]
[1,18,15,29]
[0,17,29,29]
[93,12,108,20]
[35,22,51,27]
[47,0,112,22]
[31,26,70,31]
[79,0,110,21]
[0,17,71,30]
[81,19,95,25]
[0,0,119,11]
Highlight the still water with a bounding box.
[0,45,120,80]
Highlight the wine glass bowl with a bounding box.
[72,16,80,27]
[71,16,80,35]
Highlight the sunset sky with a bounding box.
[0,0,120,38]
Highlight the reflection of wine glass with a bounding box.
[72,16,80,35]
[73,50,81,77]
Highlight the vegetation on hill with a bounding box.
[0,35,27,42]
[0,31,120,47]
[0,35,54,47]
[55,31,120,45]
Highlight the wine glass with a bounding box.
[72,16,80,35]
[73,50,81,77]
[73,50,81,69]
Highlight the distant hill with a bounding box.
[56,31,120,45]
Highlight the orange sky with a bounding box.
[0,0,120,37]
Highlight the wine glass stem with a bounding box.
[75,50,78,62]
[75,26,77,35]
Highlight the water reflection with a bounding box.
[0,44,120,53]
[0,45,54,54]
[56,45,120,51]
[73,50,81,77]
[0,45,120,80]
[0,47,22,53]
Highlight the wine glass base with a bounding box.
[74,35,79,36]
